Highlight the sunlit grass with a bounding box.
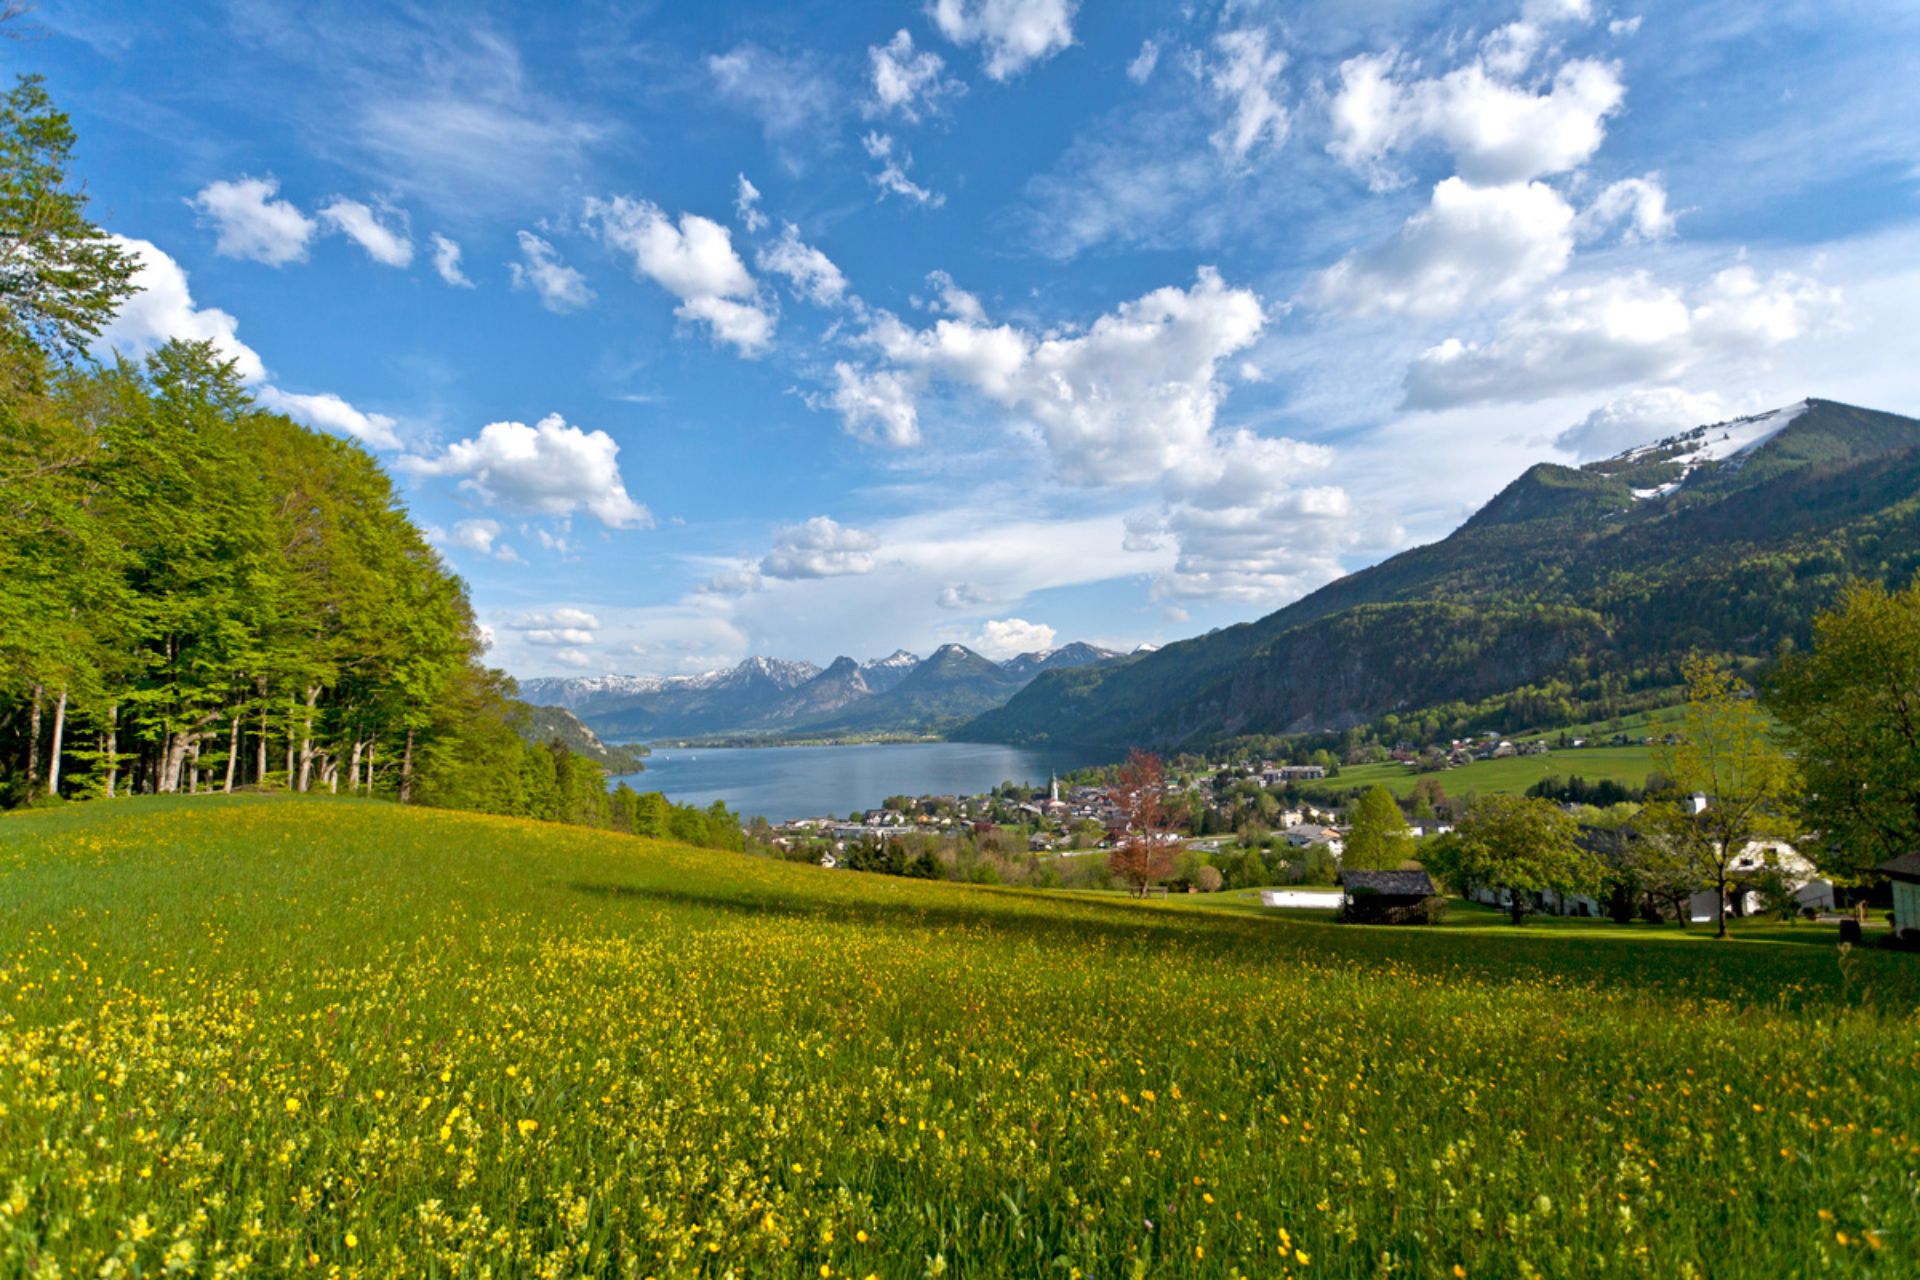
[2,796,1914,1276]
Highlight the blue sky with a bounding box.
[31,0,1920,677]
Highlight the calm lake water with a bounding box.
[607,741,1108,823]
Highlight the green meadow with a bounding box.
[2,797,1915,1278]
[1304,745,1658,801]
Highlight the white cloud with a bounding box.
[855,266,1267,484]
[937,581,991,609]
[1482,0,1595,77]
[824,362,921,447]
[971,617,1055,658]
[430,233,475,286]
[400,413,652,528]
[755,224,847,307]
[318,197,413,267]
[866,29,962,121]
[1314,177,1576,317]
[707,44,839,139]
[1553,387,1728,459]
[1327,54,1624,187]
[551,648,595,669]
[930,0,1078,80]
[862,131,946,207]
[1206,27,1291,165]
[255,386,402,451]
[102,237,405,454]
[734,174,767,233]
[514,607,601,629]
[1127,39,1160,85]
[1403,265,1841,408]
[1575,175,1675,244]
[759,516,881,579]
[1608,15,1642,37]
[188,176,316,266]
[587,196,776,355]
[522,628,594,645]
[99,236,267,382]
[510,230,594,312]
[447,517,521,562]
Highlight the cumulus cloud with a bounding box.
[1206,27,1291,165]
[101,237,404,452]
[446,518,521,562]
[100,236,267,382]
[255,386,401,450]
[510,230,594,312]
[188,176,315,266]
[430,233,475,287]
[931,0,1078,80]
[1403,265,1841,408]
[734,174,767,233]
[707,44,838,139]
[863,131,945,207]
[587,196,776,354]
[1327,54,1624,187]
[513,607,601,630]
[1553,387,1728,459]
[937,581,991,609]
[1482,0,1595,77]
[551,648,596,669]
[1127,39,1161,85]
[1575,175,1675,244]
[756,224,848,307]
[854,266,1266,484]
[824,363,921,447]
[759,516,881,578]
[318,197,413,267]
[866,29,962,121]
[1315,177,1576,317]
[971,617,1056,658]
[400,413,652,528]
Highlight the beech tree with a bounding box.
[1768,576,1920,878]
[1645,655,1797,938]
[1426,794,1596,925]
[1344,785,1413,870]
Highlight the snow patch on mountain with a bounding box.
[1620,401,1809,500]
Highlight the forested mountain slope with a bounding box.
[960,399,1920,748]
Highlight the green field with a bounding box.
[1304,744,1658,800]
[3,798,1915,1277]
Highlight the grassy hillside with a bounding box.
[2,798,1916,1276]
[1305,745,1658,800]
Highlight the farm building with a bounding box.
[1337,869,1437,924]
[1881,852,1920,939]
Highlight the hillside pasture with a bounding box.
[1,797,1914,1277]
[1303,744,1658,801]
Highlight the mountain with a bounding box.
[516,703,647,774]
[960,398,1920,749]
[522,642,1122,741]
[999,641,1124,680]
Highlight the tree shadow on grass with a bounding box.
[563,879,1907,1013]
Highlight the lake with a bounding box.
[606,741,1109,822]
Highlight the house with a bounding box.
[1285,824,1345,859]
[1879,852,1920,938]
[1687,839,1833,923]
[1337,869,1437,923]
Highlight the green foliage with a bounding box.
[1343,784,1412,870]
[1768,575,1920,878]
[1429,794,1599,924]
[1644,655,1798,937]
[0,75,138,357]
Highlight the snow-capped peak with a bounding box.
[1620,401,1809,501]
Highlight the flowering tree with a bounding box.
[1108,749,1175,896]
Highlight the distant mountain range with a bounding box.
[959,398,1920,749]
[520,642,1126,742]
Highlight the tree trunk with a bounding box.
[25,684,41,793]
[1716,867,1728,939]
[326,755,338,794]
[296,686,319,792]
[104,704,117,799]
[224,713,240,793]
[1509,887,1526,926]
[399,728,415,804]
[349,739,365,794]
[188,735,203,794]
[46,687,67,797]
[159,732,190,794]
[256,679,269,785]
